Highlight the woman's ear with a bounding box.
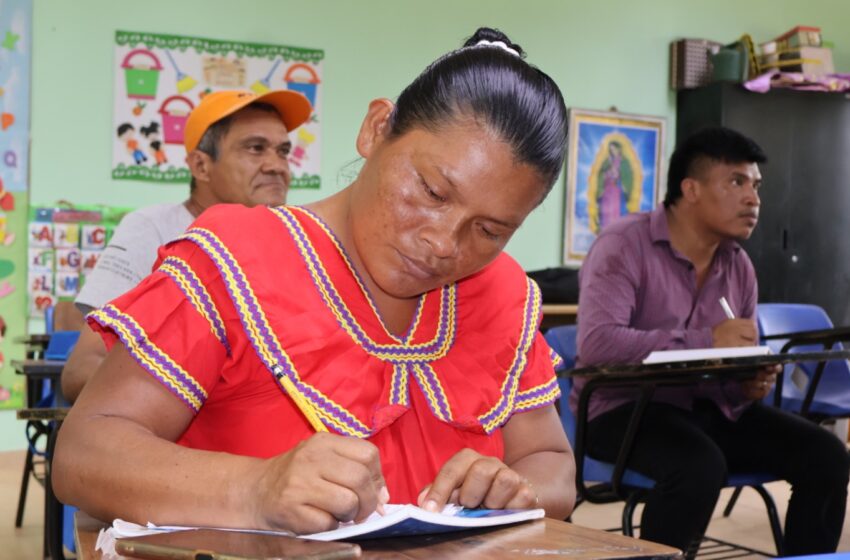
[185,150,212,184]
[356,98,394,158]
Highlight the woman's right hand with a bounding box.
[249,432,389,534]
[712,318,757,348]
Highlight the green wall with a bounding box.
[2,0,848,450]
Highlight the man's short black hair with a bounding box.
[664,127,767,207]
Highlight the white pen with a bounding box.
[719,296,735,319]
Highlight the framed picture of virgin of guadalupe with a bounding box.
[563,108,666,265]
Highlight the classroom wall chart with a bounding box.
[27,204,130,320]
[112,30,324,188]
[0,0,30,410]
[0,0,30,195]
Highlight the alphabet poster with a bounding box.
[27,205,130,318]
[112,30,324,188]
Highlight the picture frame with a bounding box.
[563,108,666,265]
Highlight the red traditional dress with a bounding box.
[89,205,562,503]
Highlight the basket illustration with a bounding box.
[121,49,164,100]
[284,63,320,107]
[158,95,195,145]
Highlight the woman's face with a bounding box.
[348,101,547,300]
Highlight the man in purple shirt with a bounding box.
[573,127,849,556]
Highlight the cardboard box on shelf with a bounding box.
[776,25,822,49]
[669,38,723,90]
[778,46,834,76]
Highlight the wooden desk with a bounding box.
[13,359,69,559]
[540,304,578,330]
[75,511,681,559]
[568,349,850,498]
[12,359,65,409]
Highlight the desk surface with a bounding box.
[568,349,850,382]
[541,304,578,315]
[11,359,66,376]
[75,511,680,559]
[763,325,850,343]
[13,333,51,345]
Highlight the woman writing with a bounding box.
[53,27,575,534]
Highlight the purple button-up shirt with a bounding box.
[570,205,757,421]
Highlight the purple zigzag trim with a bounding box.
[409,364,442,420]
[183,229,369,436]
[479,279,539,426]
[416,363,452,420]
[95,306,206,410]
[274,208,455,360]
[390,364,404,405]
[550,348,565,369]
[516,378,560,405]
[162,257,231,356]
[295,207,423,343]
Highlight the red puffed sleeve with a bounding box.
[88,238,234,414]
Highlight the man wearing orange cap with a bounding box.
[61,89,311,403]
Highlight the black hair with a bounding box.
[140,121,160,137]
[116,123,134,137]
[190,102,279,189]
[664,126,767,207]
[387,27,567,192]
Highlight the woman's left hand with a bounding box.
[417,449,538,512]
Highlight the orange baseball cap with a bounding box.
[183,89,312,153]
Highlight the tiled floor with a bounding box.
[2,449,849,559]
[571,481,850,558]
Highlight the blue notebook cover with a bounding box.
[303,504,545,541]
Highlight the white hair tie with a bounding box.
[475,39,520,57]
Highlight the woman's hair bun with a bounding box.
[463,27,525,58]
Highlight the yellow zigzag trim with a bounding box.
[514,383,561,413]
[292,207,422,344]
[90,305,206,412]
[390,363,410,406]
[181,230,369,437]
[550,349,565,370]
[479,279,542,432]
[274,207,456,361]
[411,363,450,422]
[160,257,226,349]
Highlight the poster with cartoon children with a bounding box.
[112,30,324,187]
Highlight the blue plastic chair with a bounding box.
[544,325,784,556]
[757,303,850,421]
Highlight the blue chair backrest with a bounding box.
[543,325,578,442]
[543,324,657,489]
[757,303,834,341]
[757,303,850,415]
[44,331,80,361]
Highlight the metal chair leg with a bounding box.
[722,486,743,517]
[15,447,34,527]
[622,493,641,537]
[752,484,785,557]
[45,423,65,560]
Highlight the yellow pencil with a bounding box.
[273,365,327,432]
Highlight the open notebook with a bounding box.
[304,503,544,541]
[642,346,771,364]
[100,504,544,555]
